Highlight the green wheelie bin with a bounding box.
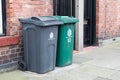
[55,16,79,67]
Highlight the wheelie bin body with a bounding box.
[55,16,79,67]
[19,16,63,74]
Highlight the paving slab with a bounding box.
[76,48,120,69]
[72,64,117,78]
[102,41,120,49]
[73,54,93,64]
[0,71,29,80]
[94,77,112,80]
[108,71,120,80]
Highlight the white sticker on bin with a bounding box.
[48,32,54,40]
[66,29,72,43]
[68,29,72,37]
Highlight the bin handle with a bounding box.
[31,17,40,21]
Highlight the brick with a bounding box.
[18,52,23,57]
[11,49,16,54]
[6,50,10,54]
[1,51,6,55]
[0,61,3,65]
[2,55,10,61]
[3,60,10,64]
[10,54,17,59]
[16,49,20,52]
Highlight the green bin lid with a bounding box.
[54,16,79,24]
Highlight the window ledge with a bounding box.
[0,36,19,47]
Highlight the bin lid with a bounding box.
[54,16,79,24]
[19,16,63,26]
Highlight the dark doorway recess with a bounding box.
[53,0,96,47]
[84,0,96,47]
[53,0,76,49]
[53,0,75,17]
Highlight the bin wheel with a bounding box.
[18,61,27,71]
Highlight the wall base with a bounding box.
[0,61,18,73]
[98,37,120,46]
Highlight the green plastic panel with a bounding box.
[54,16,79,67]
[56,24,75,66]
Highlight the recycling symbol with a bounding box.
[67,29,72,37]
[50,32,54,39]
[67,29,72,43]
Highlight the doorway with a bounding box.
[53,0,96,49]
[53,0,75,16]
[84,0,96,47]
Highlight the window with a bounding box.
[0,0,6,35]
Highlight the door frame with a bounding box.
[75,0,96,51]
[75,0,84,51]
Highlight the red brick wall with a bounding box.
[96,0,120,40]
[0,0,53,66]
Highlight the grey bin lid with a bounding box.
[19,16,63,26]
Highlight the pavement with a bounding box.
[0,41,120,80]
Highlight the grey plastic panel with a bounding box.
[22,24,58,74]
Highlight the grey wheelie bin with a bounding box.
[19,16,63,74]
